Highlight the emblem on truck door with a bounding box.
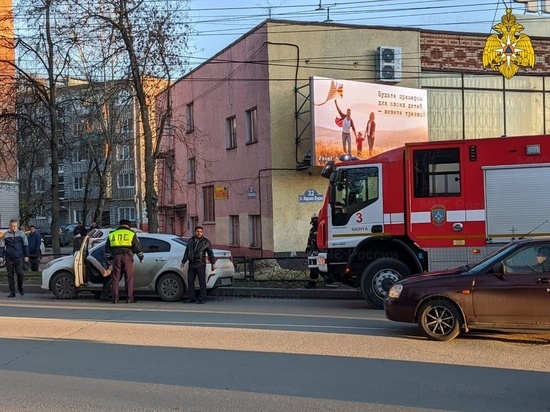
[431,205,446,227]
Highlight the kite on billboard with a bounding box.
[310,76,428,167]
[314,80,343,106]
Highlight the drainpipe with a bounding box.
[264,42,300,164]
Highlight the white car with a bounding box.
[41,233,235,301]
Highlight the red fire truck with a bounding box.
[308,134,550,308]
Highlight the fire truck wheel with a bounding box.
[361,258,411,309]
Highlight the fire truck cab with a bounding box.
[310,135,550,308]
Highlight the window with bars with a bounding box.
[245,107,258,144]
[249,215,261,248]
[203,186,215,222]
[226,115,237,149]
[229,215,240,246]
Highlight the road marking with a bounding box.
[98,319,403,331]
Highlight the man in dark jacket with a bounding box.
[180,226,216,304]
[27,225,42,271]
[104,219,143,304]
[0,220,30,297]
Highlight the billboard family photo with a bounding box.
[310,76,429,166]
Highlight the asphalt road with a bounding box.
[0,295,548,411]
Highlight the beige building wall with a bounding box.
[265,22,421,253]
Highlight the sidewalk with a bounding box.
[0,283,362,300]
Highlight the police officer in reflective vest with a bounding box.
[105,219,144,304]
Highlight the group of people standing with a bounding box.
[0,219,216,304]
[335,100,376,157]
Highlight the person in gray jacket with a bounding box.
[180,226,216,304]
[0,220,30,297]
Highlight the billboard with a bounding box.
[310,76,428,166]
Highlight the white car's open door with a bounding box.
[74,235,89,287]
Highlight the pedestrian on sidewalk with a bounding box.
[0,219,30,297]
[180,226,216,304]
[27,225,42,271]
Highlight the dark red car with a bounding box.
[385,238,550,341]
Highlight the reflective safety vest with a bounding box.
[108,228,135,248]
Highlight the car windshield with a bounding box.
[463,243,517,274]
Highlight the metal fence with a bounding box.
[233,256,309,282]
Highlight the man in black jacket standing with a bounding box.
[0,220,30,297]
[181,226,216,304]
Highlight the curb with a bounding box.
[1,284,363,300]
[211,286,362,299]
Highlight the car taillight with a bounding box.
[205,256,210,263]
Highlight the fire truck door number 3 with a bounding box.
[355,212,363,223]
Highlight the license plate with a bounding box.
[221,278,233,286]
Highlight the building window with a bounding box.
[73,176,83,191]
[188,215,198,235]
[121,118,132,134]
[72,147,89,163]
[118,207,136,222]
[72,122,82,135]
[249,215,261,248]
[35,179,46,193]
[413,148,461,197]
[186,102,194,133]
[203,186,215,222]
[245,107,258,144]
[117,144,132,160]
[187,157,196,183]
[37,205,47,218]
[118,173,135,188]
[73,210,83,222]
[226,115,237,149]
[229,215,240,246]
[58,175,65,200]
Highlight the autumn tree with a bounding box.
[68,0,192,232]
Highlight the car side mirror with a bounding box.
[492,262,504,274]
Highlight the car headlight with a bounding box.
[388,284,403,299]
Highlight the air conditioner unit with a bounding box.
[376,46,402,83]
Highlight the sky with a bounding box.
[186,0,543,67]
